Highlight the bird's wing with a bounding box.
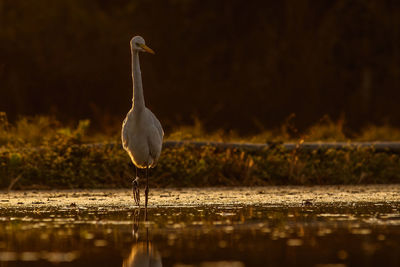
[147,108,164,138]
[121,116,130,149]
[145,108,164,166]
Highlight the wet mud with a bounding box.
[1,185,400,208]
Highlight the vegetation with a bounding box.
[1,114,400,189]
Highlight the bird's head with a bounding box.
[130,36,155,54]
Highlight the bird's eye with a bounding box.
[135,43,140,46]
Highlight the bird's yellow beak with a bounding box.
[139,44,155,54]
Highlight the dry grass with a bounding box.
[1,113,400,189]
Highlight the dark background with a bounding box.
[1,0,400,134]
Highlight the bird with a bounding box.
[121,36,164,210]
[123,209,162,267]
[123,242,162,267]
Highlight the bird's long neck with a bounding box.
[131,50,145,111]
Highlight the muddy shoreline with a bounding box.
[1,184,399,209]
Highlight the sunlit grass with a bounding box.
[2,113,400,146]
[164,116,400,143]
[357,125,400,141]
[1,113,400,189]
[0,113,94,147]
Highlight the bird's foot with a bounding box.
[132,176,140,206]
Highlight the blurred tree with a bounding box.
[0,0,400,134]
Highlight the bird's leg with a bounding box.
[132,208,140,240]
[145,165,149,211]
[132,166,140,206]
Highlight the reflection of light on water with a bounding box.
[20,252,39,261]
[351,228,372,235]
[216,212,236,216]
[286,238,303,246]
[123,242,162,267]
[0,251,79,263]
[1,204,400,266]
[173,261,245,267]
[124,208,162,266]
[317,228,333,236]
[377,234,386,241]
[43,251,79,263]
[94,239,108,247]
[0,252,17,261]
[337,249,348,260]
[314,264,346,267]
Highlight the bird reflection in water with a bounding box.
[123,209,162,267]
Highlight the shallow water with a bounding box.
[1,203,400,267]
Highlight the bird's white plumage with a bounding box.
[121,36,163,169]
[122,107,163,168]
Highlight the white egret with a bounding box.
[121,36,164,209]
[123,209,162,267]
[123,242,162,267]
